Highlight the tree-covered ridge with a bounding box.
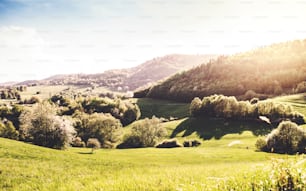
[136,39,306,102]
[16,54,216,92]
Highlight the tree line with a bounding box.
[190,94,304,124]
[135,39,306,102]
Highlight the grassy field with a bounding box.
[1,138,303,191]
[0,93,305,190]
[134,98,189,119]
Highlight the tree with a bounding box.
[190,97,202,117]
[257,121,306,154]
[87,138,101,153]
[120,102,141,126]
[74,112,122,148]
[118,117,167,148]
[20,102,76,149]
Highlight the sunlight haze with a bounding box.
[0,0,306,82]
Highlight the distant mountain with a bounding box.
[0,81,19,87]
[122,54,217,90]
[17,54,217,91]
[135,39,306,102]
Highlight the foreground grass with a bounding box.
[1,138,304,191]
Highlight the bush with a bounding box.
[116,135,143,149]
[183,140,201,147]
[87,138,101,153]
[256,121,306,154]
[80,97,140,126]
[118,117,167,148]
[71,137,85,147]
[73,112,122,148]
[0,120,19,140]
[19,102,76,149]
[23,96,40,104]
[255,137,268,151]
[155,139,183,148]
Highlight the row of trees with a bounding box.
[0,88,142,149]
[50,95,141,126]
[0,86,27,100]
[190,95,305,124]
[1,89,21,100]
[12,101,165,149]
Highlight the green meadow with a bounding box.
[0,92,305,190]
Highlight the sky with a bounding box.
[0,0,306,83]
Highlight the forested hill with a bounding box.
[135,39,306,102]
[17,54,216,91]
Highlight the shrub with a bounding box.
[71,137,85,147]
[87,138,101,153]
[116,135,143,149]
[0,120,19,140]
[255,137,268,151]
[155,139,183,148]
[50,94,71,107]
[256,121,306,154]
[130,117,167,147]
[19,102,76,149]
[183,140,201,147]
[23,96,40,104]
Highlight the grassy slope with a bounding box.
[0,138,287,191]
[0,94,305,190]
[134,98,189,119]
[272,93,306,128]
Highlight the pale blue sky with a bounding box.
[1,0,306,82]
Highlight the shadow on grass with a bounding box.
[171,117,272,140]
[77,151,93,155]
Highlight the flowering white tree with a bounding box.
[20,101,76,149]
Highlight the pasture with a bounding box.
[0,92,305,190]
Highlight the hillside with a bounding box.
[0,137,270,190]
[17,54,216,91]
[135,40,306,102]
